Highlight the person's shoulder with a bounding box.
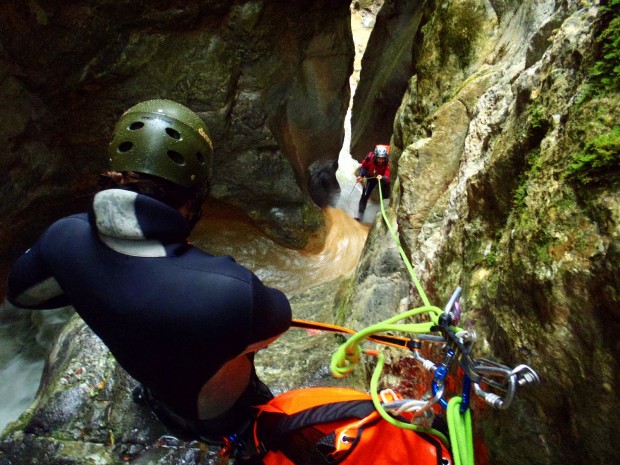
[33,213,92,252]
[177,248,254,281]
[52,212,89,224]
[45,213,90,235]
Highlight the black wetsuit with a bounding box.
[7,189,291,438]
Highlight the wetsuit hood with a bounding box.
[92,189,190,244]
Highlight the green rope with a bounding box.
[379,178,475,464]
[330,307,443,378]
[447,397,474,465]
[328,307,458,450]
[328,175,477,464]
[377,179,431,307]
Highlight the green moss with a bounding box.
[528,103,546,130]
[565,125,620,185]
[513,178,528,208]
[436,0,485,66]
[485,242,499,267]
[534,239,554,264]
[588,0,620,95]
[513,148,542,209]
[515,211,557,265]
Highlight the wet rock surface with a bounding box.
[346,1,619,464]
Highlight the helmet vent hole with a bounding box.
[118,141,133,152]
[167,150,186,166]
[128,122,144,130]
[195,151,206,164]
[166,127,181,140]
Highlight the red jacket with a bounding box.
[360,152,390,182]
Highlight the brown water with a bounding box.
[187,2,380,299]
[191,202,369,296]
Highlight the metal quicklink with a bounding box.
[472,359,540,409]
[470,361,539,410]
[382,338,443,421]
[410,339,439,372]
[473,373,517,409]
[512,364,541,387]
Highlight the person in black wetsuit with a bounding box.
[6,99,292,446]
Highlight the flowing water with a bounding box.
[192,153,374,296]
[0,304,74,432]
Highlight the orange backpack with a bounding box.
[252,387,452,465]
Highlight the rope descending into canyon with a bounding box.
[448,397,474,465]
[329,176,539,465]
[376,182,475,465]
[330,178,475,465]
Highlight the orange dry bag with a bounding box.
[252,387,452,465]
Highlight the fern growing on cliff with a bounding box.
[565,2,620,186]
[566,126,620,186]
[589,0,620,93]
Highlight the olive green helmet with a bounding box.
[108,99,214,188]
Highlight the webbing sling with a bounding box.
[291,318,413,349]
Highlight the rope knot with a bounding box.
[330,344,362,378]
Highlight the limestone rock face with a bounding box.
[0,0,353,255]
[350,0,427,160]
[347,1,619,464]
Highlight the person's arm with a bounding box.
[242,335,281,354]
[356,164,365,183]
[383,164,391,183]
[244,275,292,352]
[359,155,372,179]
[7,239,69,310]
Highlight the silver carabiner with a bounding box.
[473,372,517,409]
[472,361,539,409]
[511,364,541,387]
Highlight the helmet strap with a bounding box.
[183,182,210,229]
